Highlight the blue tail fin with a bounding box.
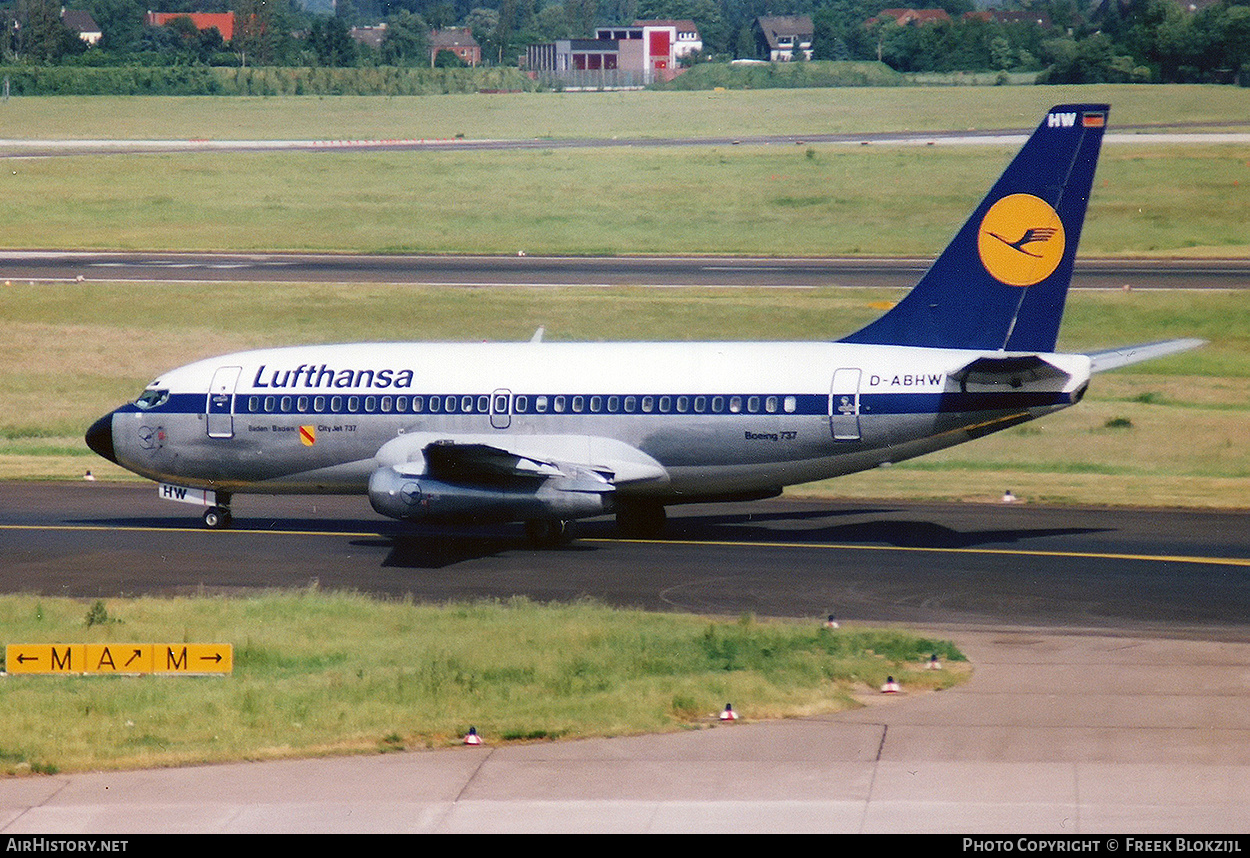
[841,104,1109,352]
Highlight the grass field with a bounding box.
[0,594,966,774]
[2,85,1250,141]
[0,142,1247,256]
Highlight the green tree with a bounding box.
[308,15,357,65]
[13,0,85,62]
[381,9,429,65]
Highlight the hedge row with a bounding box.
[0,65,541,96]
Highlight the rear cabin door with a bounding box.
[206,366,242,439]
[829,368,862,441]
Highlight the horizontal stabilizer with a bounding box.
[1087,339,1205,374]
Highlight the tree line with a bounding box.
[2,0,1248,84]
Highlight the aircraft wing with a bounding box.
[374,432,670,489]
[1086,339,1205,374]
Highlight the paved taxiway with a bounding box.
[1,484,1247,832]
[4,251,1249,291]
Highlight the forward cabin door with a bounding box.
[829,368,862,441]
[206,366,242,439]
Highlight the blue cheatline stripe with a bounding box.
[115,389,1073,421]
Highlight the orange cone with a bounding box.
[881,676,901,693]
[463,726,482,745]
[719,703,738,721]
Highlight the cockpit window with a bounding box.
[135,388,170,410]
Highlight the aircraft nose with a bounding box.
[85,414,118,464]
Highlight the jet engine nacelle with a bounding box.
[367,465,610,524]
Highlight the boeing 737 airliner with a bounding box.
[86,105,1201,543]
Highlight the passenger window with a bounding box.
[365,396,377,413]
[554,396,565,413]
[589,396,602,412]
[766,396,778,413]
[747,396,760,413]
[313,396,327,412]
[297,396,310,413]
[659,396,671,413]
[280,396,293,413]
[676,396,688,413]
[607,396,619,413]
[712,396,725,413]
[729,397,742,413]
[515,395,528,413]
[694,397,707,413]
[572,396,585,413]
[248,396,260,413]
[624,396,636,413]
[784,396,797,414]
[642,396,654,413]
[535,395,548,413]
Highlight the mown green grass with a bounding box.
[2,85,1249,142]
[2,142,1247,255]
[0,593,966,774]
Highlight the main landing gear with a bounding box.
[524,518,573,548]
[615,500,667,539]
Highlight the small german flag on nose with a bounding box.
[1082,111,1106,128]
[300,425,316,446]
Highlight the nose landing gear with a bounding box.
[202,493,233,529]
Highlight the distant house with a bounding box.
[753,16,813,62]
[61,8,102,45]
[145,11,236,43]
[871,8,953,26]
[525,19,698,86]
[596,20,703,61]
[429,27,479,67]
[350,24,387,50]
[963,9,1053,27]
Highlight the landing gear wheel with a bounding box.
[525,518,572,548]
[616,501,666,538]
[203,506,233,529]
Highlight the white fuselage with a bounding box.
[105,340,1092,501]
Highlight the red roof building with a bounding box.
[873,8,953,26]
[145,12,236,43]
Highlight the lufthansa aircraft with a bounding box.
[86,104,1201,543]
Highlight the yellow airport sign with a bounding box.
[5,643,232,675]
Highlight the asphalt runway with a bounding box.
[2,483,1247,635]
[3,482,1250,833]
[3,251,1248,291]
